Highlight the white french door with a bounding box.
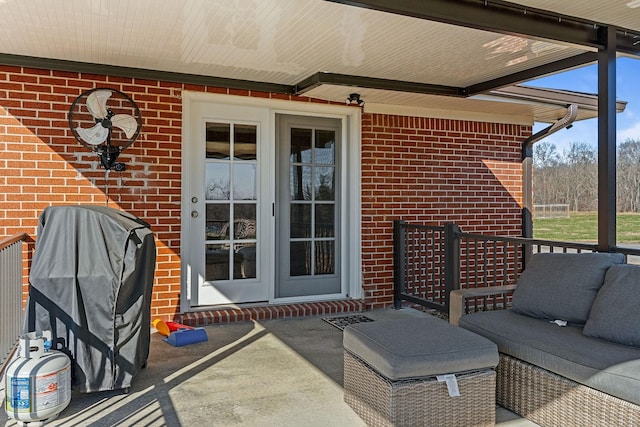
[182,93,362,309]
[186,101,272,306]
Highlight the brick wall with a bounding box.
[360,114,529,309]
[1,66,187,318]
[1,65,530,317]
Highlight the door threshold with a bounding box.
[177,299,365,326]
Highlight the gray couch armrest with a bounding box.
[450,285,516,326]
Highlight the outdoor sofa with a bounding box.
[450,252,640,426]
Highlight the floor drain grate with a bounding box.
[322,315,374,330]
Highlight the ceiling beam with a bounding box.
[0,53,295,95]
[296,52,599,100]
[326,0,602,47]
[466,51,598,95]
[325,0,640,56]
[295,72,465,97]
[616,29,640,57]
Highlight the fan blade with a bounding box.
[111,114,138,139]
[86,89,112,119]
[76,123,109,146]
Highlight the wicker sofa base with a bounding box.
[497,353,640,427]
[344,351,495,427]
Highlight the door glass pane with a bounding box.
[206,243,231,281]
[315,166,335,201]
[234,124,257,160]
[290,241,311,276]
[235,243,256,279]
[206,163,231,200]
[206,204,230,240]
[290,204,311,238]
[233,164,257,200]
[234,204,256,239]
[315,240,334,275]
[231,251,243,280]
[315,204,334,237]
[290,165,312,200]
[290,128,312,163]
[206,123,231,159]
[315,130,335,164]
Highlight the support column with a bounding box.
[597,26,617,252]
[522,145,533,239]
[444,223,461,313]
[393,220,406,309]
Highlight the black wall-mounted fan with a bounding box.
[68,88,142,171]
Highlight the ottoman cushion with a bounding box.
[343,316,498,380]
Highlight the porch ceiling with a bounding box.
[1,0,638,122]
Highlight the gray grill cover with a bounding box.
[25,205,156,393]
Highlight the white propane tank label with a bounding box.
[6,378,31,411]
[34,364,71,410]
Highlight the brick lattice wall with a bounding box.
[1,65,529,318]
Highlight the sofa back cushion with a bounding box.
[583,264,640,347]
[511,252,625,324]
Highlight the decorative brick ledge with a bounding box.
[177,299,365,326]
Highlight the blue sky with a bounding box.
[527,57,640,153]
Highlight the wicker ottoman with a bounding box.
[343,317,499,427]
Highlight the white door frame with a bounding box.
[181,92,362,311]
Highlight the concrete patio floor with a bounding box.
[1,308,538,426]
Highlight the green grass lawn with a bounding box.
[533,212,640,243]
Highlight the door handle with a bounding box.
[191,211,199,218]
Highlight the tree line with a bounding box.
[533,139,640,212]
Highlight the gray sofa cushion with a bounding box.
[343,317,498,380]
[511,252,625,324]
[460,309,640,405]
[584,264,640,347]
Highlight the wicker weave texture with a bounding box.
[497,354,640,427]
[344,351,496,427]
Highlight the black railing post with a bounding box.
[522,242,533,271]
[444,223,461,311]
[393,220,406,309]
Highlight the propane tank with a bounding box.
[4,331,71,425]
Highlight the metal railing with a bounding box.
[393,221,448,311]
[1,233,27,371]
[393,221,640,314]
